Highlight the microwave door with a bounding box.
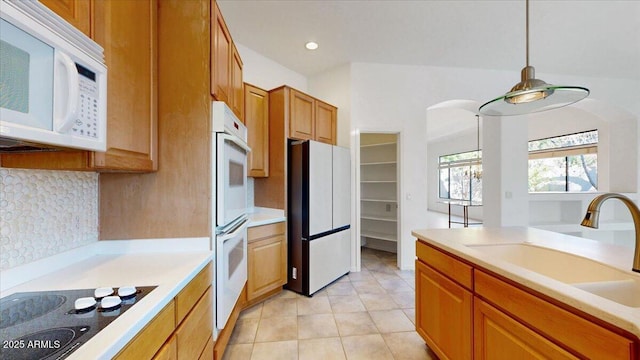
[0,18,54,130]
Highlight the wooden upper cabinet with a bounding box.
[315,101,337,145]
[40,0,92,37]
[245,83,269,177]
[211,0,231,104]
[289,89,315,141]
[1,0,157,172]
[211,1,243,121]
[92,0,157,171]
[231,45,244,122]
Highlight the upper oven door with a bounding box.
[216,132,250,229]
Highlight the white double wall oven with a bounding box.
[212,101,250,330]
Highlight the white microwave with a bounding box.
[0,0,106,152]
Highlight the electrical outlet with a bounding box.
[385,204,391,212]
[292,267,297,279]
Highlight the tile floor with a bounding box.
[223,247,437,360]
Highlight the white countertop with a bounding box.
[412,227,640,338]
[247,207,286,227]
[0,238,213,360]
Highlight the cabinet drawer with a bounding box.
[416,240,473,290]
[176,287,213,360]
[153,335,177,360]
[114,300,176,360]
[474,298,578,360]
[198,335,214,360]
[175,263,212,324]
[248,221,286,242]
[475,270,634,359]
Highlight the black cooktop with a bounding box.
[0,286,156,360]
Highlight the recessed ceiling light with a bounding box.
[305,41,318,50]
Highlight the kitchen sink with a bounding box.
[467,243,640,308]
[573,279,640,308]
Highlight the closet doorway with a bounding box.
[358,132,400,266]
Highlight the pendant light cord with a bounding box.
[476,115,480,156]
[526,0,530,67]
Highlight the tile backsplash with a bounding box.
[0,168,98,270]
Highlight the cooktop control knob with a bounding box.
[94,287,114,299]
[118,286,137,298]
[100,296,122,310]
[75,297,97,311]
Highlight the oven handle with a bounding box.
[220,133,252,153]
[217,218,248,242]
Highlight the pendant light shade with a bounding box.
[479,0,589,116]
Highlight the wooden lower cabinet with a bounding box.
[474,299,578,360]
[415,258,472,360]
[415,240,638,360]
[114,263,213,360]
[175,287,213,359]
[153,335,177,360]
[247,221,286,304]
[115,300,176,360]
[475,270,634,359]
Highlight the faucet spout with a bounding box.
[581,193,640,273]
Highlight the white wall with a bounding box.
[345,62,639,270]
[236,43,307,92]
[239,42,640,270]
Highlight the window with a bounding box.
[528,130,598,192]
[439,150,482,202]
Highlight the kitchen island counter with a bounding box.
[412,227,640,339]
[0,238,212,360]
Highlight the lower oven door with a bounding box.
[216,132,250,228]
[215,218,248,329]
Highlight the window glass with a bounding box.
[528,130,598,193]
[438,150,482,202]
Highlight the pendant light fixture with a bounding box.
[478,0,589,116]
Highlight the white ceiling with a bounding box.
[218,0,640,80]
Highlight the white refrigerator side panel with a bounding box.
[309,141,333,235]
[332,145,351,228]
[308,229,351,294]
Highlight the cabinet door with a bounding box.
[231,44,244,122]
[211,0,231,103]
[40,0,92,37]
[245,84,269,177]
[1,0,157,172]
[92,0,158,171]
[247,223,286,301]
[474,299,578,360]
[288,90,315,140]
[175,287,213,360]
[415,260,472,360]
[315,101,337,145]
